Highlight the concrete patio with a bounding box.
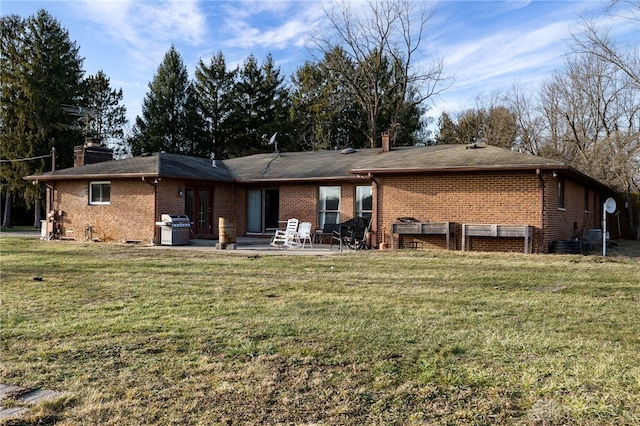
[145,237,359,255]
[0,231,371,255]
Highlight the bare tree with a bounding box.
[572,2,639,88]
[570,6,640,237]
[317,0,449,148]
[507,84,546,155]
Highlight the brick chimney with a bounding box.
[381,131,391,152]
[74,138,113,167]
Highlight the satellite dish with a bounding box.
[604,198,617,214]
[268,132,277,145]
[267,132,279,153]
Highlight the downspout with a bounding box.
[228,181,232,237]
[537,169,545,253]
[368,173,380,248]
[142,177,159,244]
[44,182,54,213]
[43,182,54,236]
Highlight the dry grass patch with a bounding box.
[1,238,639,425]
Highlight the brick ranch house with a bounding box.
[25,138,612,253]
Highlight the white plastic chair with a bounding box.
[297,222,313,248]
[270,218,299,248]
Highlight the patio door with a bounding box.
[185,187,214,236]
[247,189,279,234]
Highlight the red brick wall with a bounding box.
[542,172,603,252]
[51,178,157,243]
[47,170,603,253]
[277,181,368,231]
[236,182,368,237]
[278,183,318,227]
[374,171,541,252]
[242,172,593,253]
[50,178,215,244]
[215,183,240,237]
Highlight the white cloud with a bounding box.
[79,0,207,70]
[216,1,324,51]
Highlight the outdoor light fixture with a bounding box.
[177,188,184,197]
[552,170,558,178]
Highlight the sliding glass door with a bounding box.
[247,189,279,233]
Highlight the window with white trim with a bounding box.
[355,185,372,223]
[89,181,111,205]
[318,186,340,228]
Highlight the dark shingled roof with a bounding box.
[26,152,234,182]
[222,144,566,182]
[27,144,594,185]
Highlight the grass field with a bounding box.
[1,238,639,425]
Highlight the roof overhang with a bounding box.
[353,163,614,193]
[234,176,370,184]
[350,164,562,175]
[24,172,158,182]
[24,172,234,183]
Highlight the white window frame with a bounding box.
[89,181,111,205]
[318,186,341,228]
[355,185,372,222]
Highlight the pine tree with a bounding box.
[82,70,127,153]
[130,45,206,156]
[227,54,291,157]
[0,14,25,228]
[194,51,237,159]
[1,10,84,227]
[291,51,366,151]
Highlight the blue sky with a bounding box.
[3,0,637,130]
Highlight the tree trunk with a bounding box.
[636,196,640,241]
[623,188,636,240]
[2,191,12,228]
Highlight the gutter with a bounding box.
[142,177,159,244]
[233,176,368,184]
[537,169,545,253]
[24,172,234,183]
[353,164,613,193]
[350,164,564,175]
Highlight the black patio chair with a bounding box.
[331,217,369,251]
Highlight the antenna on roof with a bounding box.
[262,132,279,154]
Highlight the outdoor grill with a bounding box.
[155,214,191,246]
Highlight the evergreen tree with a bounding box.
[290,61,335,151]
[0,14,25,228]
[130,45,206,156]
[290,49,367,151]
[436,112,459,144]
[227,54,291,157]
[194,51,237,159]
[436,107,517,147]
[261,54,292,152]
[0,10,84,227]
[81,70,127,153]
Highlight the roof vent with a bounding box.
[341,147,356,154]
[465,142,485,149]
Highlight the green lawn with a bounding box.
[1,238,639,425]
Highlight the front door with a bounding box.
[185,187,214,237]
